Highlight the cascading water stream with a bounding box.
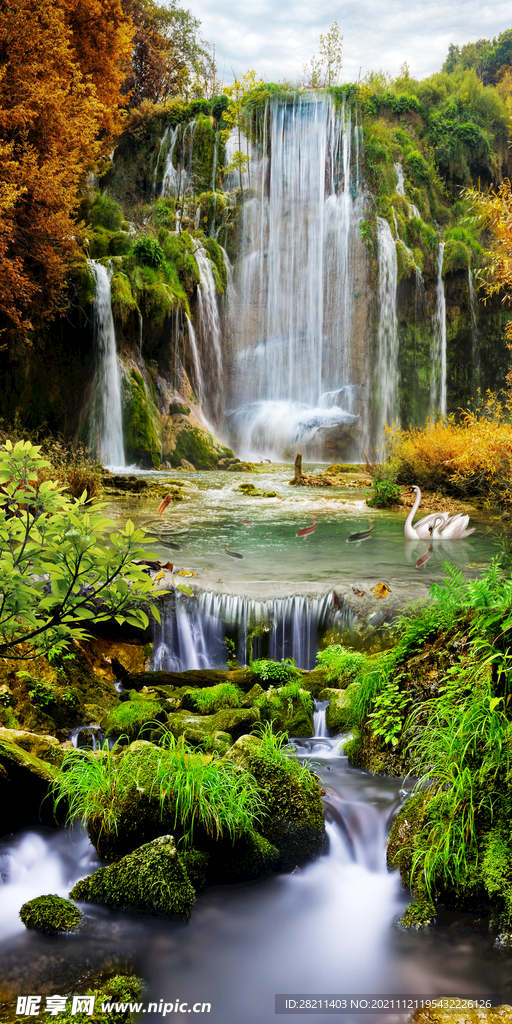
[226,93,362,459]
[375,218,398,450]
[153,591,356,672]
[431,241,447,416]
[87,260,125,468]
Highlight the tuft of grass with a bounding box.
[184,682,243,714]
[53,737,263,848]
[250,657,301,685]
[316,644,367,685]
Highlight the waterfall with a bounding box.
[469,268,481,390]
[153,591,356,672]
[87,260,125,468]
[195,247,224,422]
[160,121,197,199]
[185,313,204,405]
[152,126,170,195]
[394,162,405,196]
[225,93,362,460]
[313,699,330,737]
[431,242,447,417]
[375,217,398,450]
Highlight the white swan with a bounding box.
[404,485,451,540]
[428,513,475,540]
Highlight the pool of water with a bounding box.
[1,735,510,1023]
[102,466,500,602]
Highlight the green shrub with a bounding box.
[366,478,402,507]
[250,658,301,686]
[133,236,165,268]
[87,191,124,232]
[316,645,367,685]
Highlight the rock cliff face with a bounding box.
[1,89,510,465]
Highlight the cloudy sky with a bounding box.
[190,0,511,86]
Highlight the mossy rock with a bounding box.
[205,828,279,883]
[325,686,357,732]
[241,683,266,707]
[111,272,138,324]
[226,735,326,871]
[181,682,243,715]
[166,707,260,749]
[167,421,232,470]
[0,727,64,766]
[20,895,82,935]
[102,698,167,740]
[0,739,58,832]
[395,239,416,281]
[169,402,191,416]
[122,368,161,468]
[70,835,195,919]
[257,685,314,737]
[443,237,470,275]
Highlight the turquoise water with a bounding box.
[103,466,500,602]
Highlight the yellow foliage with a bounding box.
[385,395,512,514]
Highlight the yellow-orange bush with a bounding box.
[385,395,512,514]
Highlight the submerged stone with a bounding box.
[70,835,195,919]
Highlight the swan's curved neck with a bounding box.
[405,487,421,529]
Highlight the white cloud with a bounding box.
[190,0,511,85]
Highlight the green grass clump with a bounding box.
[183,683,243,714]
[316,644,367,686]
[103,698,164,740]
[20,894,82,935]
[53,737,262,849]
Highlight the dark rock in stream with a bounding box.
[0,740,59,833]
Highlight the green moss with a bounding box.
[103,699,166,740]
[182,683,243,714]
[162,232,200,295]
[256,682,314,737]
[325,686,356,732]
[207,828,279,882]
[153,197,176,230]
[86,191,125,232]
[203,237,227,292]
[227,735,325,870]
[166,707,260,748]
[70,835,195,919]
[395,239,416,281]
[20,894,82,935]
[171,424,221,470]
[110,273,138,325]
[442,236,471,274]
[122,369,161,468]
[198,191,226,234]
[109,232,133,257]
[191,114,216,192]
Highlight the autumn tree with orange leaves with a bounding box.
[0,0,133,345]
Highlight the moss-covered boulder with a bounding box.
[181,682,243,715]
[205,828,280,883]
[20,895,83,935]
[123,368,162,468]
[162,414,234,470]
[241,683,266,707]
[166,707,260,749]
[71,835,195,919]
[102,697,167,741]
[226,735,326,871]
[257,684,314,737]
[324,686,358,733]
[0,740,58,832]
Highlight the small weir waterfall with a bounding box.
[226,94,365,459]
[153,591,356,671]
[87,260,125,467]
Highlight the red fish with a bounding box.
[416,545,432,569]
[239,513,252,526]
[296,517,317,538]
[157,494,172,519]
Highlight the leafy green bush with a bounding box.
[366,478,402,507]
[87,191,124,232]
[0,440,160,659]
[133,236,165,268]
[250,658,301,685]
[316,644,367,685]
